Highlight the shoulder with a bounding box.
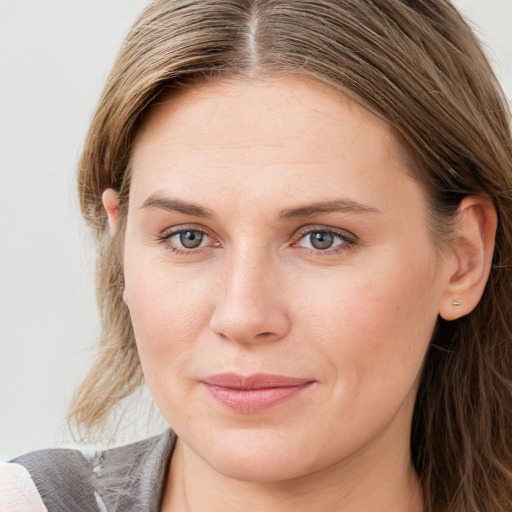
[6,430,176,512]
[10,445,100,511]
[0,462,47,511]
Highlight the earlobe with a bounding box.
[439,195,497,321]
[102,188,120,237]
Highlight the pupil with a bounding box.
[310,231,334,250]
[180,230,203,249]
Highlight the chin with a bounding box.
[209,451,310,483]
[188,428,327,483]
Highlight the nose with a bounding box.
[209,252,290,344]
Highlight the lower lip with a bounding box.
[202,383,313,413]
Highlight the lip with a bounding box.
[200,373,315,413]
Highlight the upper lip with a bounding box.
[200,373,314,390]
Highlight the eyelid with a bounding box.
[291,224,358,254]
[294,224,357,242]
[158,223,216,239]
[155,223,220,253]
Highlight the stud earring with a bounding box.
[452,299,461,306]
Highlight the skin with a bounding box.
[103,76,496,511]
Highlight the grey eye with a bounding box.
[179,230,204,248]
[309,231,335,250]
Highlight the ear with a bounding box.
[102,188,120,237]
[439,195,497,320]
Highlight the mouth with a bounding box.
[200,373,315,414]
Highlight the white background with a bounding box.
[1,0,511,461]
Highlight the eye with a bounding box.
[176,229,205,249]
[306,231,336,250]
[295,228,354,252]
[157,227,215,253]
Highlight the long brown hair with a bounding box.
[72,1,512,510]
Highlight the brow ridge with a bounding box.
[140,193,214,218]
[278,199,381,220]
[141,194,380,221]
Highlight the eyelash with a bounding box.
[292,226,357,256]
[155,225,216,256]
[155,225,357,257]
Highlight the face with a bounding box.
[121,76,452,482]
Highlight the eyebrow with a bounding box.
[140,193,380,221]
[278,199,381,220]
[140,193,214,219]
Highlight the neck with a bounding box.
[161,432,423,512]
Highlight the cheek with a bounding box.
[122,255,214,380]
[299,251,441,400]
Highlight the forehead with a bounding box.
[129,75,418,214]
[134,75,399,157]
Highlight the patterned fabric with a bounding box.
[5,430,176,512]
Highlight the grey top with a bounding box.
[11,429,176,512]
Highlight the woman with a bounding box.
[3,0,512,510]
